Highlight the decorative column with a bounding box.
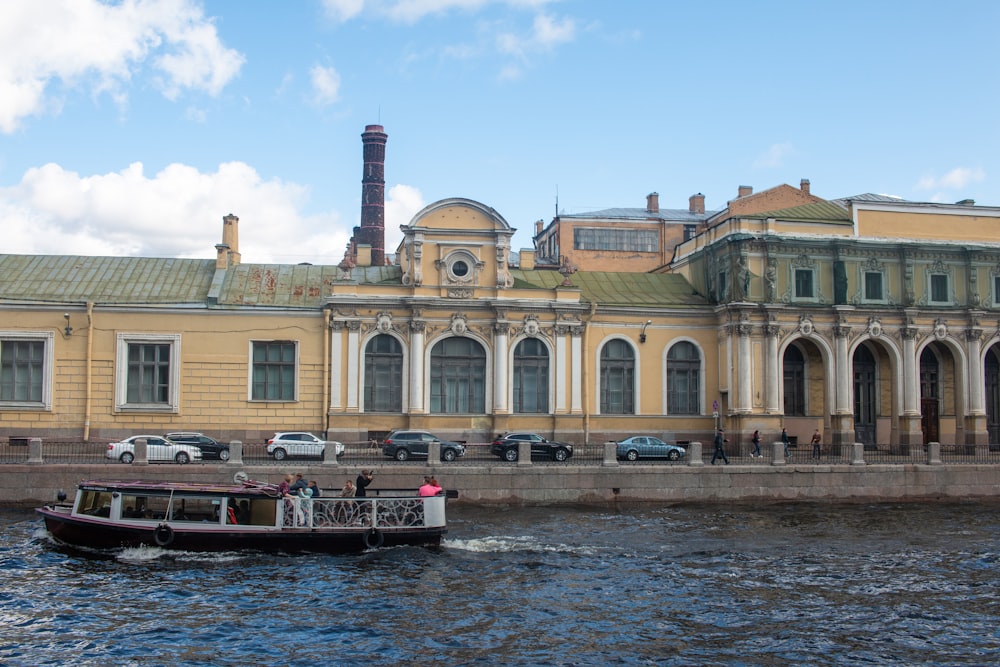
[764,322,781,413]
[832,321,854,446]
[554,324,568,413]
[346,320,360,412]
[966,325,988,444]
[408,319,426,413]
[493,322,509,413]
[329,321,344,410]
[736,319,753,413]
[570,325,584,414]
[899,324,923,446]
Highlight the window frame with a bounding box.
[512,337,550,414]
[364,334,404,413]
[929,273,950,304]
[0,331,54,410]
[793,268,816,300]
[666,341,701,415]
[863,271,886,303]
[599,338,636,415]
[429,337,487,414]
[115,333,181,413]
[250,340,299,402]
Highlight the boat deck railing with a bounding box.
[280,495,445,530]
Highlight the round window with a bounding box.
[451,260,469,277]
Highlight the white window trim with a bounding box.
[862,270,888,304]
[115,333,181,413]
[248,339,300,403]
[0,330,54,410]
[928,272,952,305]
[993,274,1000,306]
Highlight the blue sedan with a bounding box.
[616,436,686,462]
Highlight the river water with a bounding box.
[2,501,999,666]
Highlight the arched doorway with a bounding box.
[986,347,1000,444]
[920,347,939,444]
[853,344,877,445]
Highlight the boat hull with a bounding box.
[38,506,443,553]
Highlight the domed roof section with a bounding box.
[406,198,513,234]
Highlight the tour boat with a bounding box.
[36,475,453,553]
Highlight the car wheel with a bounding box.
[503,448,518,462]
[395,448,410,461]
[119,452,135,464]
[553,448,569,462]
[441,448,456,462]
[219,449,231,461]
[626,450,639,461]
[175,452,190,464]
[272,448,287,461]
[667,449,680,461]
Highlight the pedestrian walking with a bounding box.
[781,427,790,458]
[811,429,822,459]
[751,430,762,458]
[711,428,729,465]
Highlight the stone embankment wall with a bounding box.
[8,462,1000,508]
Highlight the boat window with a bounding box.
[168,496,223,523]
[77,490,113,517]
[120,494,171,520]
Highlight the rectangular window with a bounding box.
[0,340,44,402]
[683,225,697,241]
[794,269,814,299]
[995,275,1000,305]
[864,272,883,301]
[115,333,180,413]
[252,341,297,401]
[573,227,659,252]
[930,274,949,303]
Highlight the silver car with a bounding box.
[266,432,344,461]
[106,435,203,464]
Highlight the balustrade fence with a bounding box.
[3,438,999,466]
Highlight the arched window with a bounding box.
[430,337,486,413]
[513,338,549,413]
[600,339,634,414]
[364,335,403,412]
[919,347,939,399]
[667,341,700,414]
[783,344,805,416]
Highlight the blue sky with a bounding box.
[1,0,998,264]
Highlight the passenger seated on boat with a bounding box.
[418,477,442,497]
[237,500,250,524]
[289,473,308,496]
[226,499,239,525]
[123,505,143,518]
[307,480,321,498]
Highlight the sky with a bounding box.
[1,0,998,265]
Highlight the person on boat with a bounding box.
[355,470,375,497]
[307,480,322,498]
[418,477,442,496]
[289,473,309,496]
[277,473,293,497]
[340,479,356,497]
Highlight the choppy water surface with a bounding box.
[2,502,999,666]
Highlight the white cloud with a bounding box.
[322,0,367,22]
[497,13,575,61]
[0,161,350,264]
[309,65,342,107]
[384,184,426,254]
[752,142,795,169]
[916,167,985,192]
[0,0,244,132]
[323,0,556,24]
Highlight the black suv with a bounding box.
[382,430,466,462]
[165,432,231,461]
[491,432,573,462]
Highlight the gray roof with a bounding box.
[831,193,909,205]
[559,207,721,223]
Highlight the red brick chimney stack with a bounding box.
[646,192,660,213]
[800,178,811,195]
[737,185,753,198]
[689,193,705,214]
[358,124,388,266]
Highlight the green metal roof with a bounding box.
[0,255,215,305]
[511,270,707,307]
[741,201,853,222]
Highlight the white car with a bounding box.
[266,432,344,461]
[106,435,203,464]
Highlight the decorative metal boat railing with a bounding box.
[280,496,437,530]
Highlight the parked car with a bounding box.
[106,435,202,464]
[616,436,686,462]
[382,430,466,462]
[491,433,573,462]
[165,432,231,461]
[266,432,344,461]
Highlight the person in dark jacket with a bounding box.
[355,470,375,497]
[711,428,729,465]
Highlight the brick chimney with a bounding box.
[357,124,388,267]
[800,179,811,195]
[689,193,705,214]
[646,192,660,213]
[215,213,241,269]
[737,185,753,198]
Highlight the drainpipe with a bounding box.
[83,301,94,441]
[582,302,598,445]
[323,306,331,436]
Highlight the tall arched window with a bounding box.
[600,339,634,414]
[364,334,403,412]
[783,344,806,416]
[667,341,700,414]
[430,337,486,413]
[513,338,549,413]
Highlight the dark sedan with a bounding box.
[382,430,466,462]
[491,432,573,462]
[164,432,231,461]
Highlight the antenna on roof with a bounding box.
[555,185,559,217]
